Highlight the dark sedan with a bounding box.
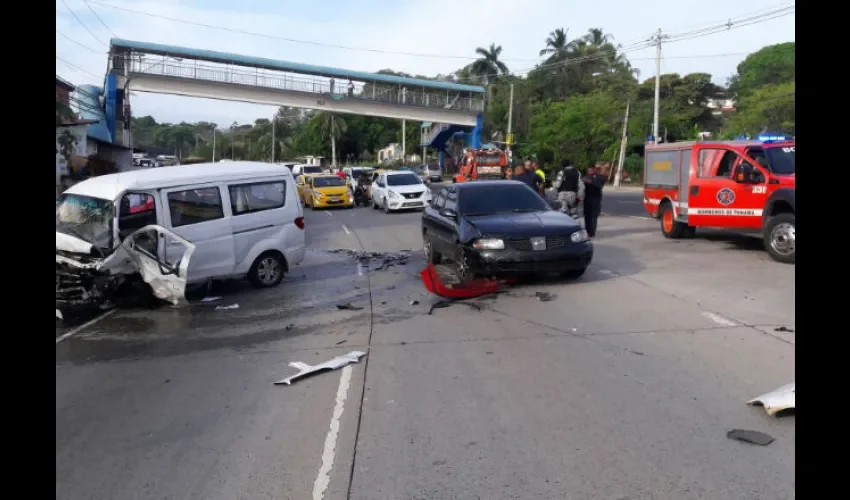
[421,181,592,282]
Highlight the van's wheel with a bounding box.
[248,252,286,288]
[764,213,795,264]
[659,202,686,239]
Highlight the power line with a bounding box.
[82,0,118,38]
[57,29,104,54]
[56,55,100,79]
[59,0,106,46]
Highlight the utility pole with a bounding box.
[212,128,216,162]
[652,28,663,144]
[271,113,276,163]
[506,82,515,164]
[401,88,407,165]
[614,100,630,187]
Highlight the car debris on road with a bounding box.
[726,429,775,446]
[747,382,795,417]
[274,351,367,386]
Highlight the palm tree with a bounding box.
[318,112,347,167]
[539,28,570,59]
[583,28,613,47]
[471,43,509,83]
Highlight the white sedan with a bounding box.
[371,170,433,213]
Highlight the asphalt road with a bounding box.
[56,188,795,500]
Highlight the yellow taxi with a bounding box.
[297,174,353,209]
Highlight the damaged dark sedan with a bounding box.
[421,181,593,282]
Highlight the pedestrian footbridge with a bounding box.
[108,39,485,129]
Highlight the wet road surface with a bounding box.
[56,201,795,500]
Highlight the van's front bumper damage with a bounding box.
[56,225,196,318]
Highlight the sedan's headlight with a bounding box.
[388,191,400,199]
[571,230,589,243]
[473,238,505,250]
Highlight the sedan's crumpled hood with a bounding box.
[56,231,94,254]
[465,211,581,237]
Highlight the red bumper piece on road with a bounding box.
[420,264,512,299]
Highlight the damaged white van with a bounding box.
[56,162,306,316]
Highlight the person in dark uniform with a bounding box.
[513,165,543,194]
[583,165,607,238]
[553,159,585,221]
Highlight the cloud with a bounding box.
[56,0,794,125]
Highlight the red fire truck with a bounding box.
[643,135,795,263]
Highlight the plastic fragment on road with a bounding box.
[274,351,367,386]
[726,429,775,446]
[201,296,222,303]
[747,382,795,417]
[420,264,509,299]
[428,299,482,315]
[216,303,239,310]
[535,291,556,302]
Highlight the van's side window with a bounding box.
[167,187,224,227]
[229,181,286,215]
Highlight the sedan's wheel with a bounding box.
[248,252,286,288]
[423,233,442,264]
[372,197,379,209]
[383,197,391,214]
[453,246,474,283]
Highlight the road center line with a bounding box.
[324,211,333,217]
[312,365,353,500]
[702,311,738,327]
[342,224,351,235]
[55,309,117,344]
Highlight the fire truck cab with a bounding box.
[643,136,795,263]
[453,148,508,183]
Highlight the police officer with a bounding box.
[552,159,585,221]
[583,165,607,238]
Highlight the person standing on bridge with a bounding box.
[347,80,354,97]
[329,77,335,95]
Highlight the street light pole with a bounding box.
[271,113,276,163]
[614,100,630,187]
[506,82,514,163]
[212,128,216,162]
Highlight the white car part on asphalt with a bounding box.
[274,351,367,386]
[747,382,795,416]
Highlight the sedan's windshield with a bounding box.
[56,194,114,251]
[387,173,421,186]
[313,176,346,187]
[459,184,550,215]
[764,146,795,174]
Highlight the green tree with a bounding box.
[725,81,795,136]
[471,43,509,83]
[728,42,795,98]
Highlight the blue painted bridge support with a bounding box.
[471,113,483,149]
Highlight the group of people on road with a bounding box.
[510,158,606,238]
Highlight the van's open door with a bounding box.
[121,225,196,305]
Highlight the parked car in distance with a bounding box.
[371,170,432,213]
[427,166,442,183]
[421,181,592,282]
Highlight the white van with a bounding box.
[56,162,306,314]
[292,164,324,176]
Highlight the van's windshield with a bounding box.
[56,194,114,253]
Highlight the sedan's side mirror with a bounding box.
[441,208,458,219]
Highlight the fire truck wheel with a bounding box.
[659,203,686,239]
[764,213,795,264]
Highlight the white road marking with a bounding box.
[702,312,738,327]
[55,309,117,344]
[624,215,651,220]
[342,224,351,235]
[312,365,354,500]
[325,211,333,217]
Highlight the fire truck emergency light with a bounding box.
[757,134,791,142]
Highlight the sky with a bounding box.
[56,0,795,127]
